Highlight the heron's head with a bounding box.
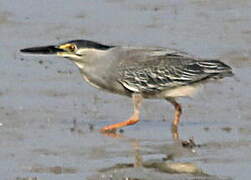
[20,39,114,62]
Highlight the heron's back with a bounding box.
[113,47,233,95]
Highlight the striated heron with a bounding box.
[20,39,233,134]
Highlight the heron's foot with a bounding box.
[100,115,140,134]
[100,127,117,134]
[100,94,141,136]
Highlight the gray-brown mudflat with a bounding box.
[0,0,250,179]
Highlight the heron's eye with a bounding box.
[58,43,77,52]
[68,44,76,52]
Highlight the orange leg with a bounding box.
[100,94,143,133]
[166,98,182,140]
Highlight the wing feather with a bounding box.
[117,49,233,93]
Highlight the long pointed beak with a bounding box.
[20,45,65,55]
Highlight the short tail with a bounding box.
[197,60,234,79]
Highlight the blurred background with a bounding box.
[0,0,250,179]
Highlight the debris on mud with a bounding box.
[29,165,78,174]
[181,138,201,149]
[70,119,84,134]
[16,177,38,180]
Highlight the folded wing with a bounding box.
[118,51,233,93]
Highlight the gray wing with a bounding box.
[117,49,233,93]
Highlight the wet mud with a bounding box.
[0,0,251,180]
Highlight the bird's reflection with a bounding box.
[131,139,143,168]
[97,127,208,179]
[171,125,180,141]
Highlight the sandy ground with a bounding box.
[0,0,251,179]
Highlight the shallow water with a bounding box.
[0,0,251,179]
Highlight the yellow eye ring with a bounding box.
[68,44,76,52]
[58,43,76,52]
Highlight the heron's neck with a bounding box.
[73,61,85,70]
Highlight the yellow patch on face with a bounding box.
[56,52,67,56]
[58,43,76,52]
